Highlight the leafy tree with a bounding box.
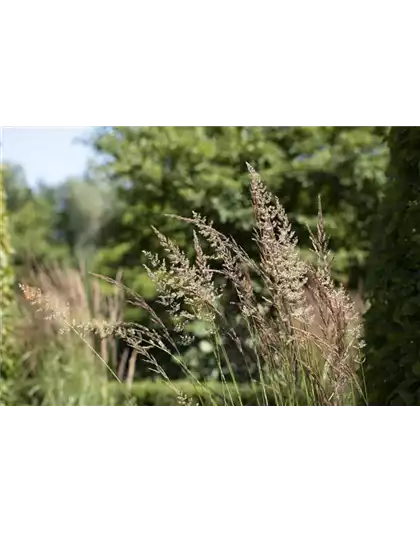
[3,164,70,272]
[2,163,32,211]
[363,127,420,405]
[90,127,389,290]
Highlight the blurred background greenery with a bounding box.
[1,127,390,405]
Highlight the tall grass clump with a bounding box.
[17,264,133,405]
[21,165,365,406]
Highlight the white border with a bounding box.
[0,120,98,128]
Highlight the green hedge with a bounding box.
[18,378,278,406]
[0,166,19,406]
[363,127,420,405]
[111,380,278,406]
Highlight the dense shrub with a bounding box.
[363,127,420,405]
[0,166,20,405]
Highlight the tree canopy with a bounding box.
[90,126,389,291]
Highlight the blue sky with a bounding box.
[1,127,95,187]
